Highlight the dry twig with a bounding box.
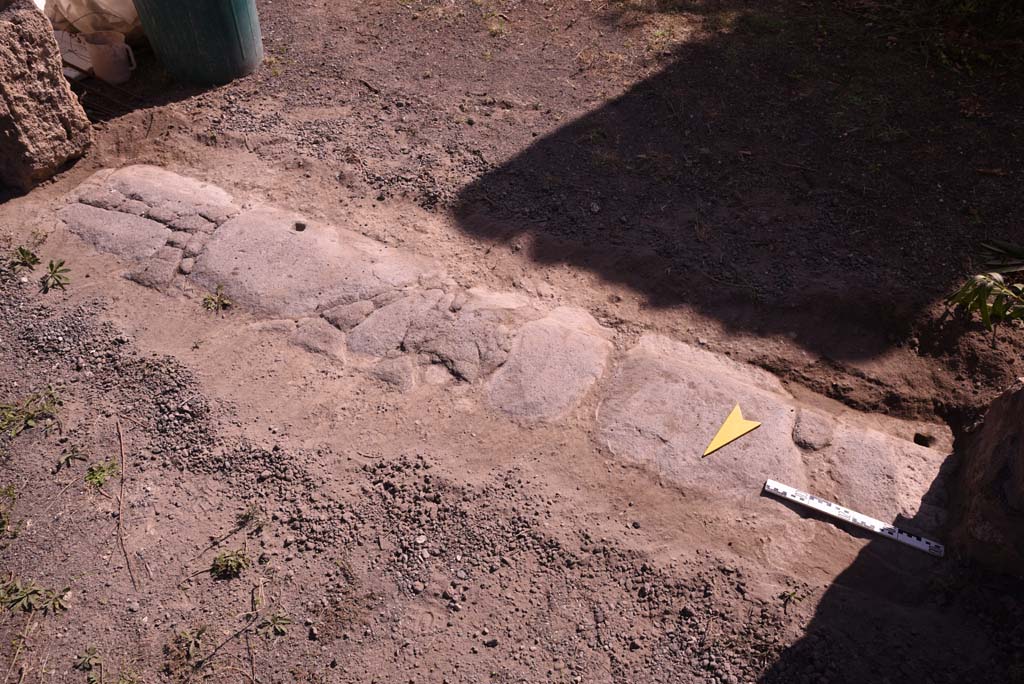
[115,420,139,591]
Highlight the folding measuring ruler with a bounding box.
[763,479,944,557]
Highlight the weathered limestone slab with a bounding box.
[190,206,437,318]
[598,335,806,498]
[487,307,613,420]
[597,335,953,539]
[58,203,171,261]
[0,0,92,191]
[347,290,446,357]
[404,289,539,382]
[821,424,950,535]
[371,356,417,392]
[102,165,237,222]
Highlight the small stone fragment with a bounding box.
[119,199,150,216]
[171,213,215,234]
[792,408,834,451]
[322,300,376,331]
[370,356,416,392]
[183,233,208,258]
[125,246,183,291]
[146,202,181,224]
[78,186,126,210]
[289,318,346,363]
[167,230,191,248]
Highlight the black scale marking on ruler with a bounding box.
[763,479,944,557]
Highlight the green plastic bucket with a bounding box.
[133,0,264,85]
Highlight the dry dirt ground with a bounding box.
[2,0,1024,682]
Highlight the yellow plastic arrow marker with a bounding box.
[703,404,760,457]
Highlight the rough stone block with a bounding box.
[289,318,346,363]
[487,307,612,420]
[951,379,1024,577]
[58,202,170,261]
[0,0,92,191]
[322,300,376,331]
[125,246,182,290]
[190,206,435,318]
[370,356,416,392]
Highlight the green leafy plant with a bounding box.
[0,388,61,438]
[977,239,1024,274]
[0,485,16,540]
[1,577,40,612]
[38,586,70,615]
[1,576,68,614]
[236,504,266,532]
[202,285,232,313]
[8,246,40,274]
[75,647,103,684]
[174,626,207,661]
[210,549,250,580]
[39,259,70,293]
[55,445,87,474]
[85,460,119,490]
[257,611,292,638]
[949,240,1024,344]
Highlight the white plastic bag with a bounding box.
[45,0,141,39]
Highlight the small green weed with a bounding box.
[257,611,292,638]
[55,445,87,474]
[74,647,103,684]
[0,485,16,540]
[1,576,69,615]
[779,588,804,612]
[210,549,250,580]
[949,240,1024,344]
[39,259,70,293]
[484,12,508,36]
[85,460,119,490]
[8,246,40,274]
[0,388,62,438]
[174,626,207,660]
[202,285,232,313]
[75,648,139,684]
[236,504,266,532]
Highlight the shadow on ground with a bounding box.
[453,0,1022,362]
[454,1,1024,679]
[759,466,1023,683]
[64,40,208,124]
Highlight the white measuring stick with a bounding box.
[763,479,944,557]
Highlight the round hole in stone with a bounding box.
[293,221,307,232]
